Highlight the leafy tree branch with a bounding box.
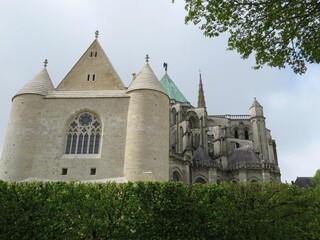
[173,0,320,74]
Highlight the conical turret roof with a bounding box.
[160,73,188,103]
[127,62,166,94]
[14,67,54,99]
[250,97,263,109]
[56,38,125,91]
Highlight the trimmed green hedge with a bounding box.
[0,181,319,239]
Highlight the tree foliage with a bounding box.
[0,181,319,239]
[312,169,320,185]
[173,0,320,74]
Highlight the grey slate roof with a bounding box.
[294,177,315,187]
[14,68,54,99]
[192,146,214,167]
[228,146,262,166]
[127,63,166,94]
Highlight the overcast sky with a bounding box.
[1,0,319,182]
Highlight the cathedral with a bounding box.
[0,33,281,183]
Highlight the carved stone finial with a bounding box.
[95,30,99,39]
[44,59,48,68]
[145,54,150,63]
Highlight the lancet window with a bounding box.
[172,171,181,182]
[65,112,101,154]
[244,128,249,140]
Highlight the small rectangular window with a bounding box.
[62,168,68,175]
[92,74,95,81]
[90,168,96,175]
[90,52,93,57]
[95,51,97,57]
[87,74,90,81]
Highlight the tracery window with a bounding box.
[65,112,101,154]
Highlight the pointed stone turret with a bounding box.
[13,64,54,100]
[197,73,206,110]
[57,32,125,91]
[250,97,264,117]
[160,73,189,104]
[249,97,269,160]
[251,97,263,108]
[124,55,169,181]
[1,60,52,181]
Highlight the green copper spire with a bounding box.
[160,73,189,104]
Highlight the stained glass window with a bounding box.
[65,112,101,154]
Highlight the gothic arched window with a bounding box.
[179,126,184,152]
[249,178,259,183]
[171,108,177,126]
[65,112,101,154]
[217,178,222,185]
[172,171,181,182]
[207,130,214,158]
[244,129,249,140]
[195,177,207,184]
[189,116,197,129]
[234,129,239,138]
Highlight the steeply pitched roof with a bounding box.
[160,73,188,103]
[127,63,166,94]
[228,146,262,166]
[56,39,125,91]
[14,68,54,99]
[192,146,214,167]
[294,177,315,188]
